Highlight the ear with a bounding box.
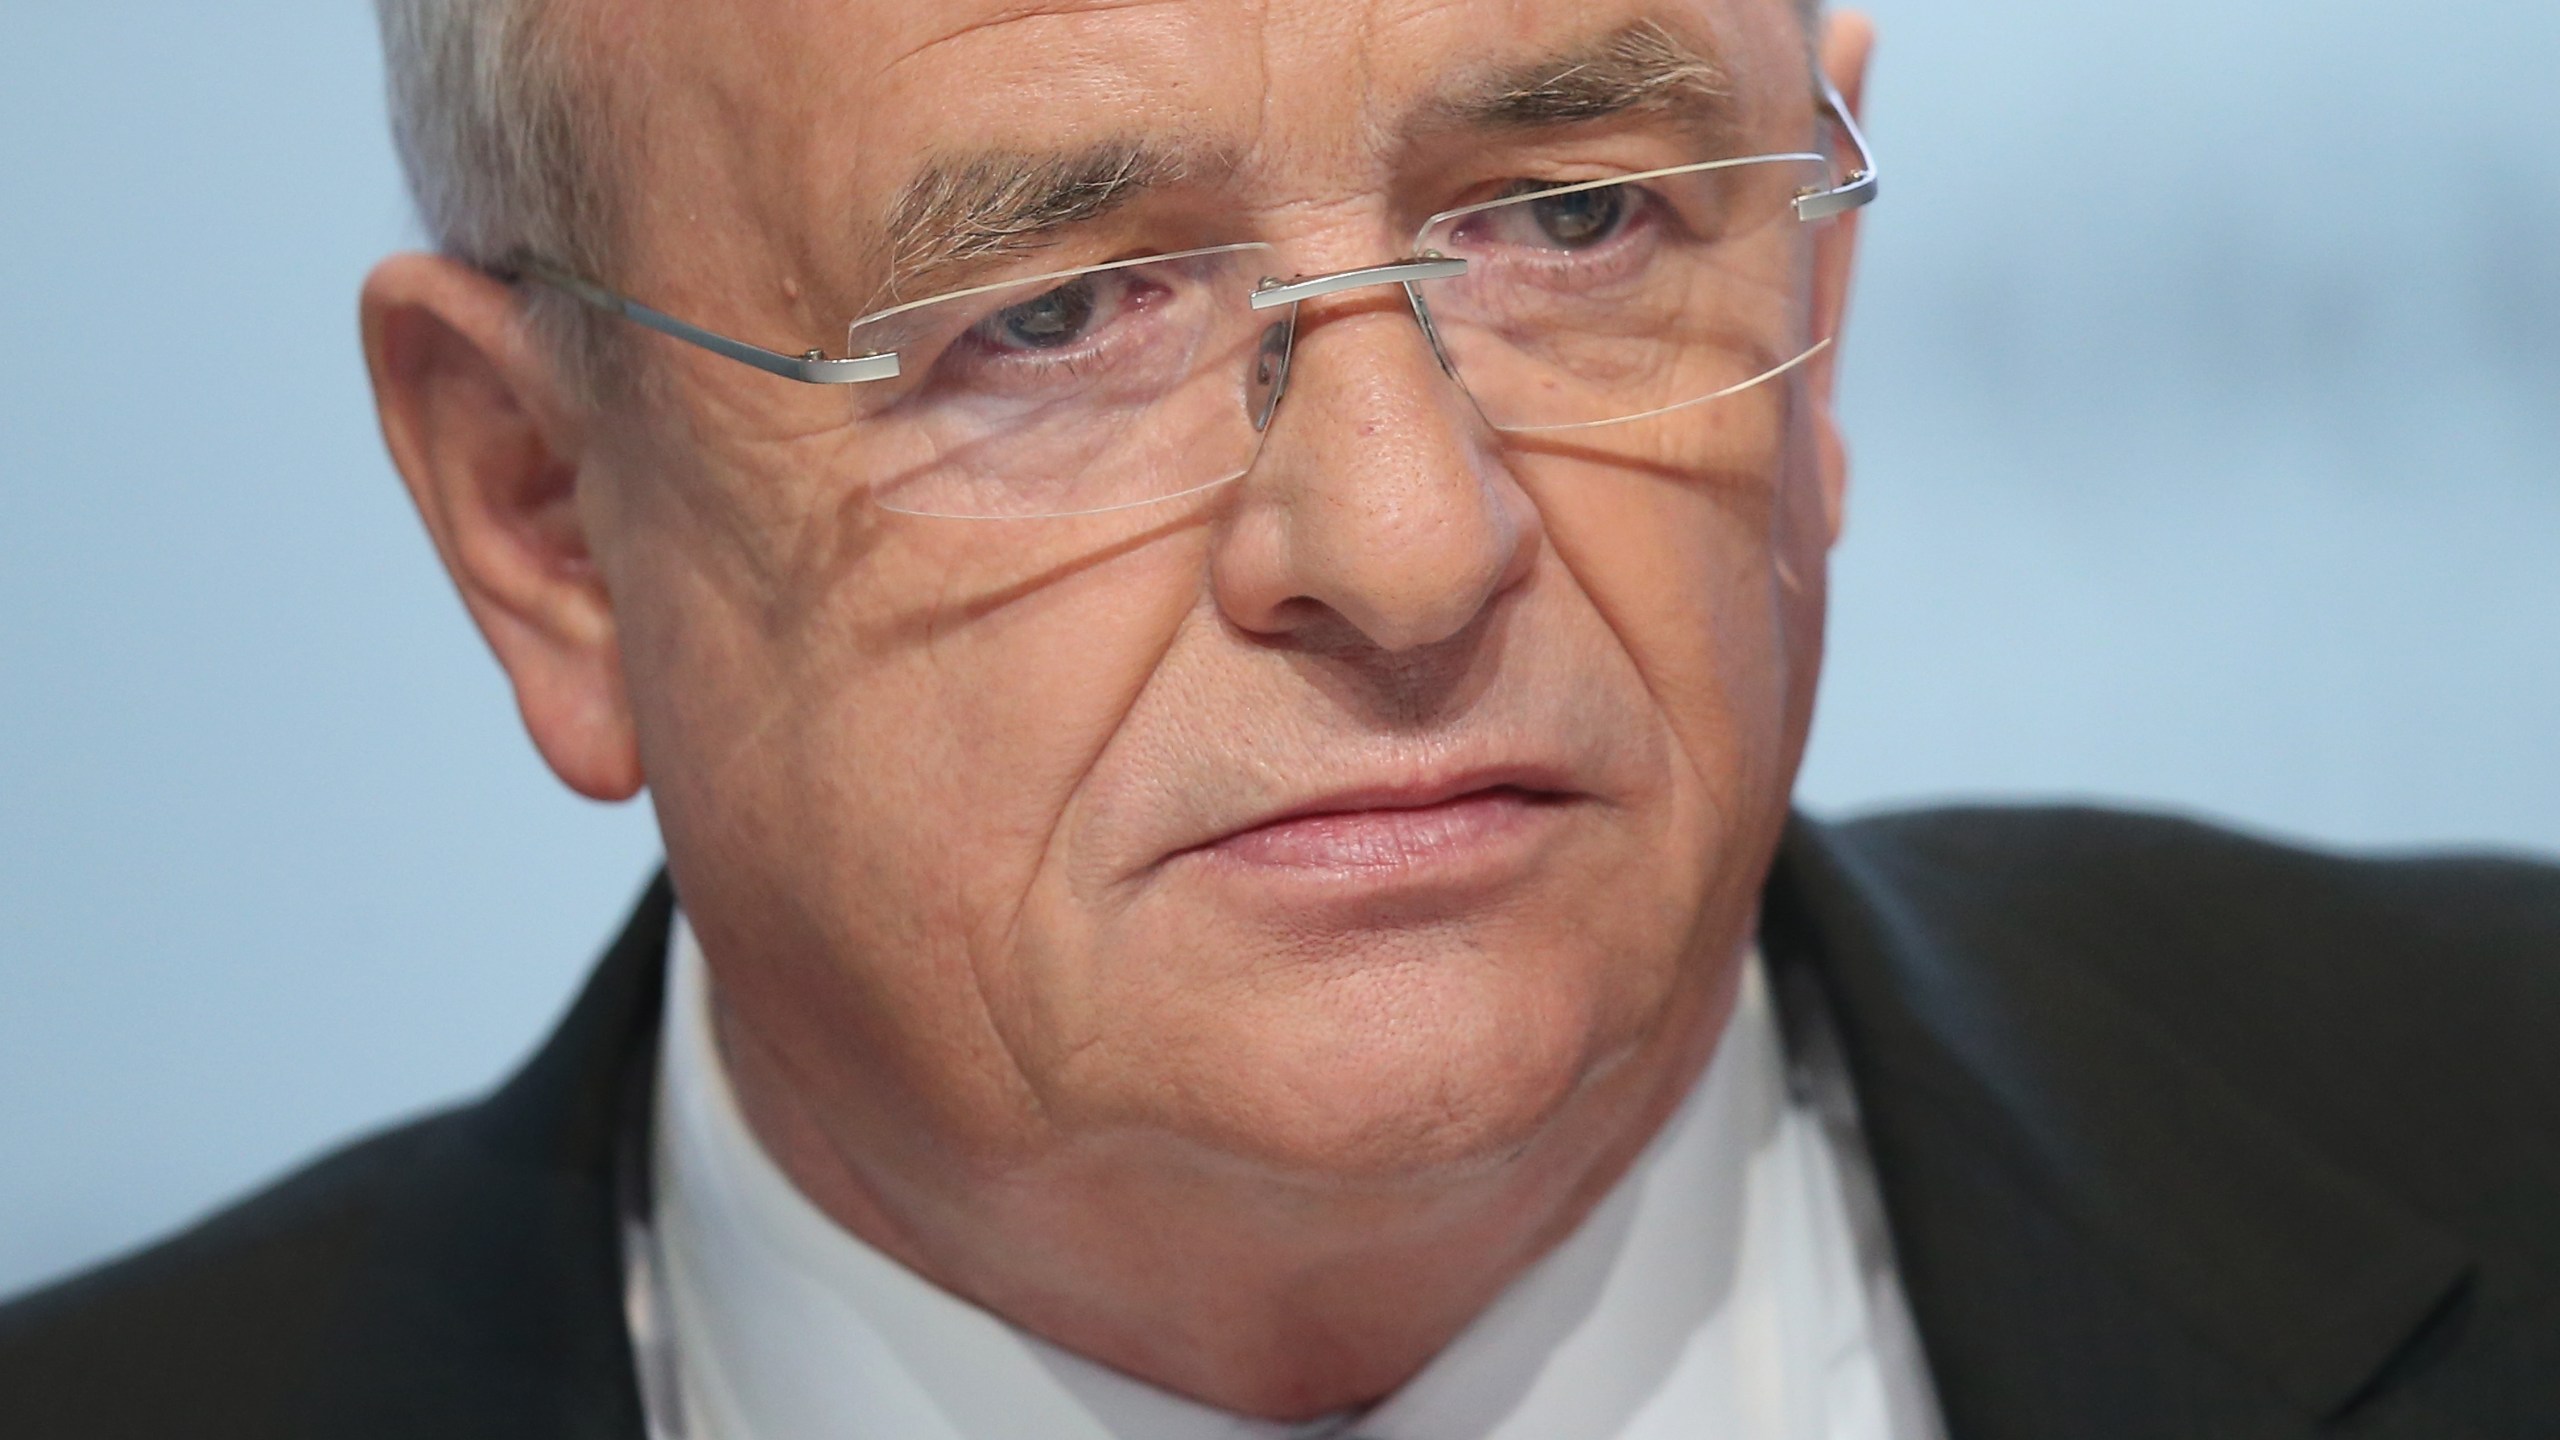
[1807,10,1876,549]
[1822,11,1876,127]
[361,253,645,802]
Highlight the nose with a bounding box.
[1210,293,1541,655]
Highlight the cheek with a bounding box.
[859,518,1207,814]
[1518,400,1809,817]
[789,520,1218,1012]
[637,498,1217,1058]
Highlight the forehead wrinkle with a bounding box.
[870,0,1202,81]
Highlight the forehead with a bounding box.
[623,0,1810,242]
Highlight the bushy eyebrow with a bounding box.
[1435,19,1734,132]
[875,142,1202,303]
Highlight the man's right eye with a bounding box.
[980,278,1102,352]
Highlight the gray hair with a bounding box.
[375,0,626,397]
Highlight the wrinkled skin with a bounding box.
[364,0,1870,1417]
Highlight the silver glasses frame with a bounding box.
[509,77,1876,388]
[512,258,902,385]
[1252,257,1470,311]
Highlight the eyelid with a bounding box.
[1434,124,1706,194]
[964,291,1115,361]
[1418,144,1815,243]
[933,270,1187,388]
[851,241,1273,333]
[974,276,1105,346]
[1455,178,1659,240]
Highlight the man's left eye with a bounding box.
[1523,184,1632,247]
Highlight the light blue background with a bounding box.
[3,1,2554,1299]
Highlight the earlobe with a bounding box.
[361,254,645,802]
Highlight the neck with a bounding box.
[711,961,1738,1422]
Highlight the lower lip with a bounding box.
[1201,788,1565,874]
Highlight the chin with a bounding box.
[1097,924,1680,1187]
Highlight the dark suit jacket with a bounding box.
[7,807,2559,1438]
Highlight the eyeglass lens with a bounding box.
[845,153,1840,519]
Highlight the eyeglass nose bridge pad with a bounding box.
[1246,320,1295,434]
[1242,257,1470,433]
[1248,256,1468,311]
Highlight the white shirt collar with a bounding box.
[644,914,1941,1440]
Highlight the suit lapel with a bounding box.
[1763,816,2476,1439]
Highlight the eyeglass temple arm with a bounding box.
[1795,77,1880,222]
[509,258,901,385]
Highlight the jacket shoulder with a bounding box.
[0,875,668,1438]
[1832,803,2560,977]
[1822,802,2560,1136]
[0,1110,467,1437]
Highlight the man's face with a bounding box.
[589,0,1853,1183]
